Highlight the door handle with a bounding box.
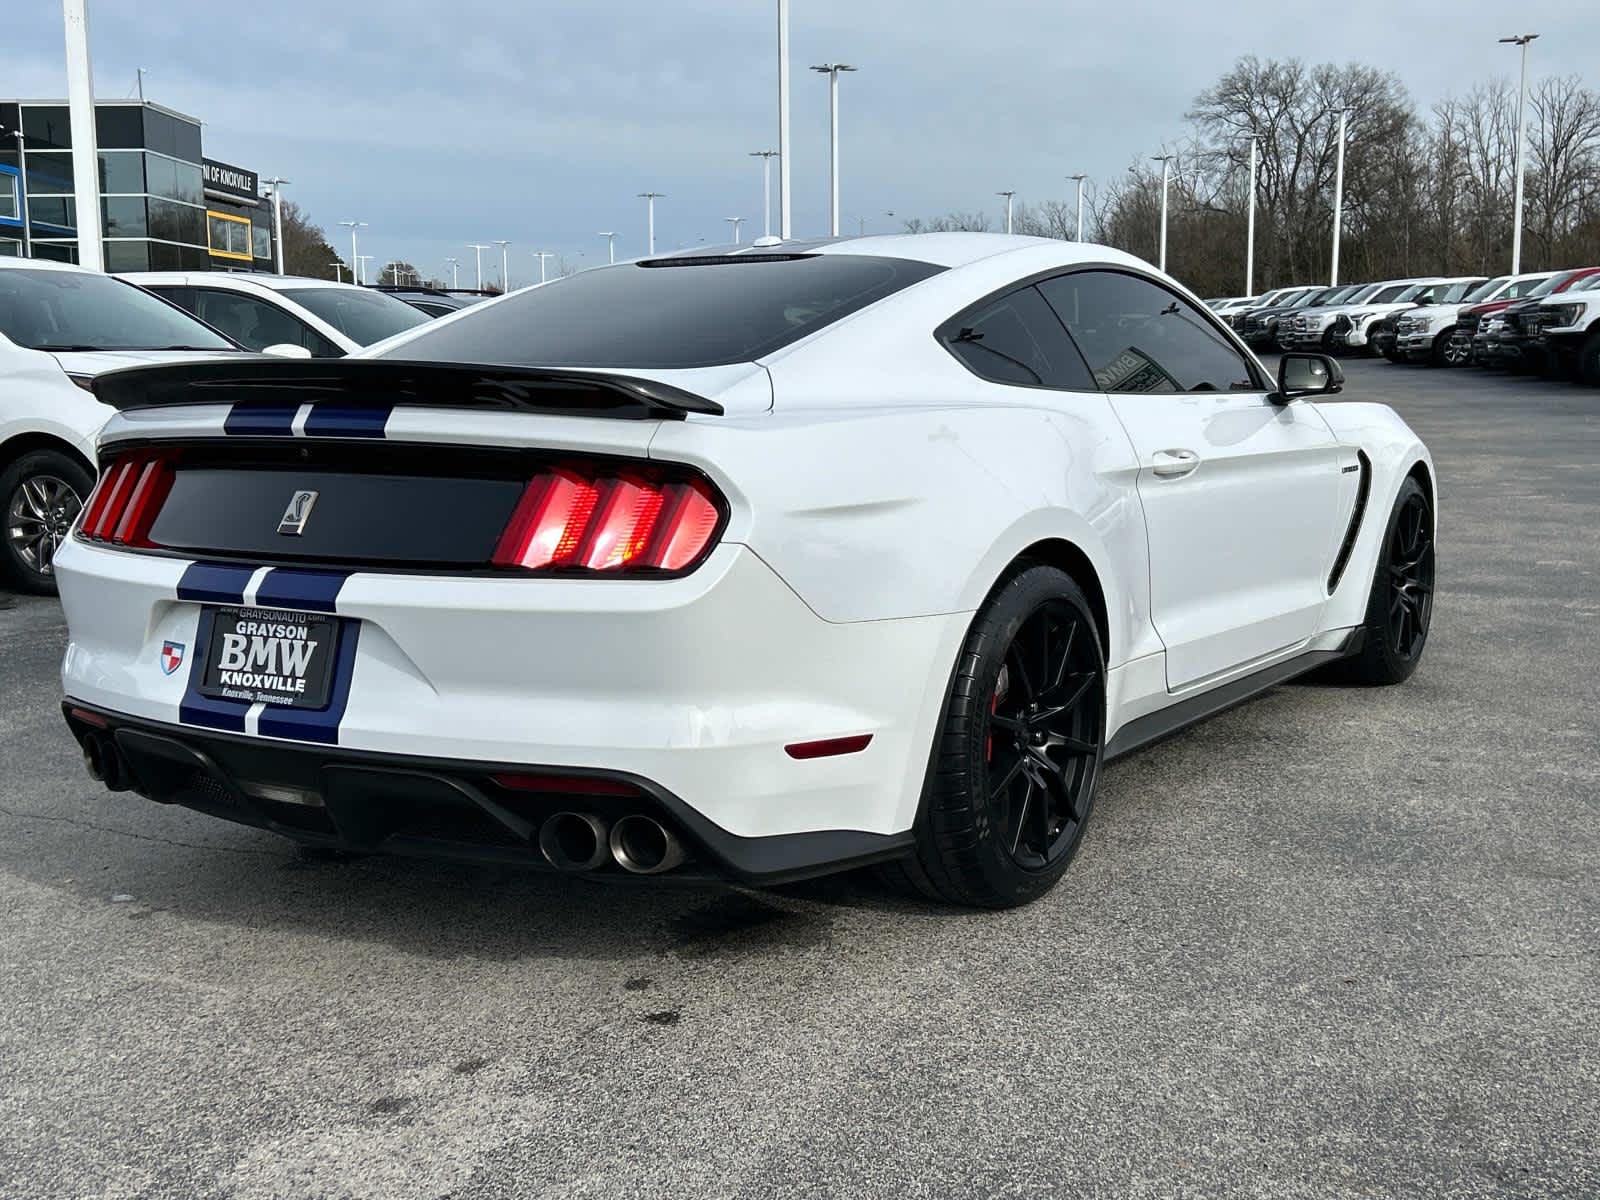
[1150,449,1201,479]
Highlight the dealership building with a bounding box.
[0,98,275,272]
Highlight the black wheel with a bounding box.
[1432,328,1470,367]
[1328,477,1435,686]
[886,565,1105,908]
[1,449,93,595]
[1578,331,1600,386]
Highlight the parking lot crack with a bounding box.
[0,802,276,857]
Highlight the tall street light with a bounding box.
[996,190,1016,235]
[1069,174,1087,242]
[1502,33,1540,274]
[749,150,778,238]
[262,177,289,274]
[356,254,372,285]
[1243,136,1258,295]
[531,250,554,283]
[468,243,490,290]
[494,239,511,290]
[777,0,792,239]
[811,63,857,237]
[444,257,459,288]
[598,231,616,264]
[1152,155,1174,272]
[63,0,103,270]
[725,216,745,244]
[1330,109,1348,286]
[339,221,366,285]
[329,261,344,283]
[638,192,664,255]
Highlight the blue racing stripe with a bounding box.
[178,607,249,733]
[176,561,255,605]
[257,621,361,745]
[224,402,300,436]
[303,403,392,439]
[253,568,349,614]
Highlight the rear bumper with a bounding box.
[61,702,912,885]
[54,537,968,846]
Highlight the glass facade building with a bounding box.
[0,99,274,272]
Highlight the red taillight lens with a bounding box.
[492,462,724,574]
[78,451,175,548]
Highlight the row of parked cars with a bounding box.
[1206,267,1600,382]
[0,257,493,593]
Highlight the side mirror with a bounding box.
[1274,352,1344,402]
[261,343,313,359]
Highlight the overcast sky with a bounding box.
[8,1,1597,284]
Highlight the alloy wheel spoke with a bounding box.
[988,754,1025,801]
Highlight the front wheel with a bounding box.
[1328,477,1435,686]
[1,450,93,595]
[1578,331,1600,386]
[888,565,1106,908]
[1432,328,1470,367]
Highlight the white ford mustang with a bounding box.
[55,234,1436,907]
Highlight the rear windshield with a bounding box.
[1465,277,1509,302]
[381,254,946,368]
[280,287,429,346]
[0,268,234,352]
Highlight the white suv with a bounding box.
[119,272,430,356]
[0,259,247,592]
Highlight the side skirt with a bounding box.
[1103,629,1364,762]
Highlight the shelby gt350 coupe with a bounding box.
[56,234,1436,907]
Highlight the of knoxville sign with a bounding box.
[202,158,258,199]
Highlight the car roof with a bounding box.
[120,271,366,293]
[0,257,94,275]
[646,232,1149,273]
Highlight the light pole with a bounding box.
[468,243,490,290]
[356,254,372,286]
[1502,33,1539,274]
[1330,110,1348,285]
[810,63,857,237]
[63,0,103,270]
[996,190,1016,235]
[339,221,366,285]
[638,192,663,255]
[777,0,792,239]
[329,261,343,283]
[749,150,778,238]
[1244,137,1257,295]
[725,216,745,244]
[533,250,554,283]
[494,239,511,290]
[598,231,616,264]
[262,176,288,274]
[1069,174,1087,242]
[1152,155,1174,272]
[445,257,459,288]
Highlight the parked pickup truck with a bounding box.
[1528,273,1600,384]
[1453,271,1561,364]
[1478,267,1600,372]
[1386,276,1501,365]
[1236,285,1339,348]
[1272,283,1370,351]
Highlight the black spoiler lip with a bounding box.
[87,359,724,420]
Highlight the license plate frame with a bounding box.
[197,606,343,711]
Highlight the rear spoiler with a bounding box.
[88,359,724,420]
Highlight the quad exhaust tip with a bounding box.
[81,734,130,792]
[608,814,687,875]
[538,812,612,872]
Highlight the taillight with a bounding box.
[492,461,724,574]
[78,451,176,547]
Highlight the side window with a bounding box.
[146,286,198,316]
[1040,271,1259,394]
[941,285,1094,390]
[193,289,317,353]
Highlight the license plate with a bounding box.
[199,606,341,710]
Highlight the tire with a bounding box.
[1326,477,1434,687]
[1431,328,1469,367]
[1,449,93,595]
[1578,331,1600,386]
[885,565,1106,908]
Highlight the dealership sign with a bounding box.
[202,158,258,200]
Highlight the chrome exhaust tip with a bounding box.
[538,812,612,872]
[608,815,687,875]
[82,736,106,783]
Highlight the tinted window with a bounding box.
[1466,277,1509,302]
[1039,271,1258,395]
[280,286,429,346]
[942,285,1094,390]
[0,269,233,351]
[383,254,946,368]
[1370,285,1411,303]
[193,288,330,354]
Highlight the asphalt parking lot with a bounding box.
[2,358,1596,1199]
